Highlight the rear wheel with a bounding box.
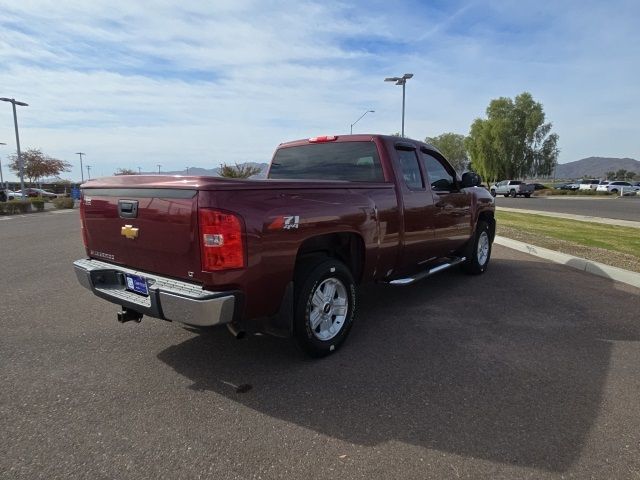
[462,221,492,275]
[509,189,517,198]
[293,258,356,357]
[490,189,496,197]
[524,193,531,198]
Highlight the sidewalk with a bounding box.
[495,236,640,289]
[497,206,640,229]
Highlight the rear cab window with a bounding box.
[268,142,385,182]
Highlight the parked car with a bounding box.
[554,183,579,190]
[74,134,495,357]
[0,189,19,201]
[15,188,57,199]
[596,181,640,194]
[578,179,601,191]
[490,180,535,198]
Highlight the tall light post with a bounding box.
[0,97,28,199]
[350,110,375,134]
[157,164,161,174]
[76,152,86,182]
[86,165,91,180]
[0,142,6,190]
[384,74,413,137]
[137,166,141,174]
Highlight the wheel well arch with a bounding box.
[477,211,496,242]
[294,232,365,284]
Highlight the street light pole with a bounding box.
[0,97,28,199]
[384,74,413,137]
[350,110,375,134]
[86,165,91,180]
[157,164,161,174]
[76,152,86,182]
[0,142,6,190]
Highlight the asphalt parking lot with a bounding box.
[494,195,640,221]
[1,211,639,479]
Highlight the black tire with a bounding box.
[293,258,356,357]
[524,193,531,198]
[509,189,517,198]
[462,221,492,275]
[490,189,496,197]
[611,189,618,194]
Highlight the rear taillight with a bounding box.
[199,209,245,271]
[79,197,88,248]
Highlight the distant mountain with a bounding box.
[146,162,270,178]
[555,157,640,179]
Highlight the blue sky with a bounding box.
[0,0,638,181]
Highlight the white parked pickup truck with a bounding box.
[490,180,535,198]
[578,179,601,191]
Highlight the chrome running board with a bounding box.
[387,256,466,286]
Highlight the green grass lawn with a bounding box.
[496,211,640,258]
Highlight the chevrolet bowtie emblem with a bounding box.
[121,224,139,240]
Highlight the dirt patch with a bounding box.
[497,225,640,273]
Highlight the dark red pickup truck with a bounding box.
[74,134,495,356]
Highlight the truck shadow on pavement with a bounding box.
[157,257,639,473]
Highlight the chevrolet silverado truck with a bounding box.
[74,134,495,356]
[490,180,535,198]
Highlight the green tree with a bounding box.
[219,163,262,179]
[465,92,559,181]
[605,171,616,181]
[614,169,628,180]
[425,132,469,173]
[114,168,137,175]
[8,149,71,184]
[626,171,638,181]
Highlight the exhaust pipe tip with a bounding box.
[117,308,143,323]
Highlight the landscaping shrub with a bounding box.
[0,203,5,214]
[52,197,75,209]
[30,198,45,211]
[5,200,31,214]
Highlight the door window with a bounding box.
[421,152,456,192]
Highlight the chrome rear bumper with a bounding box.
[73,258,236,327]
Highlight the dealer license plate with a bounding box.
[124,273,149,296]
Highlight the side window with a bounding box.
[421,152,456,192]
[396,149,424,190]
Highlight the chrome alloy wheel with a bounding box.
[308,277,349,341]
[477,231,490,266]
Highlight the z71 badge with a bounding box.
[268,215,300,231]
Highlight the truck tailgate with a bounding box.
[81,188,201,282]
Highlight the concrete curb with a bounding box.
[496,207,640,229]
[494,236,640,289]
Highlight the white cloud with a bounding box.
[0,0,639,181]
